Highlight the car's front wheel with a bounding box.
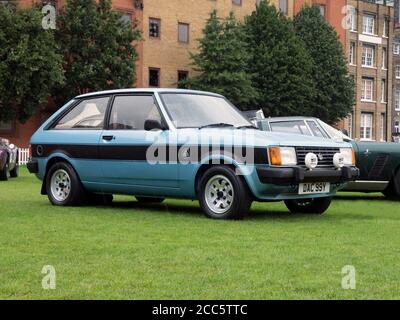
[198,166,252,220]
[383,169,400,199]
[46,162,85,206]
[284,197,332,214]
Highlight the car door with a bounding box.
[99,94,179,193]
[47,96,110,184]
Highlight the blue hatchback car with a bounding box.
[28,89,358,219]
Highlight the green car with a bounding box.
[256,116,400,198]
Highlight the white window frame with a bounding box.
[382,48,387,69]
[360,113,373,141]
[396,65,400,79]
[361,78,374,101]
[347,113,353,139]
[395,121,400,134]
[380,113,386,142]
[363,14,375,35]
[383,19,388,37]
[381,80,386,103]
[362,44,374,67]
[350,10,357,32]
[349,42,356,65]
[396,90,400,111]
[394,43,400,55]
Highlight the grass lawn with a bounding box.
[0,167,399,299]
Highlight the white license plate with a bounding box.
[299,182,330,195]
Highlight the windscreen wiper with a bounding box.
[236,125,259,130]
[199,123,234,129]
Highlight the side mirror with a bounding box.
[144,119,165,131]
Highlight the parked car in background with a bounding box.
[0,138,19,180]
[256,116,400,198]
[28,89,358,219]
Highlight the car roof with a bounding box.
[264,116,319,122]
[75,88,224,99]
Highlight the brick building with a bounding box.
[295,0,396,142]
[393,0,400,141]
[1,0,292,147]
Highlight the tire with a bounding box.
[383,169,400,200]
[284,197,332,215]
[198,166,252,220]
[0,162,9,181]
[46,161,85,206]
[10,158,19,178]
[135,196,165,203]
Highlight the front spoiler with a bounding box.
[257,166,359,185]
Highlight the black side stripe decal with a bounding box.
[31,144,269,165]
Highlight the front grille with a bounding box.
[295,146,340,167]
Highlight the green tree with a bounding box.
[54,0,141,103]
[0,4,64,122]
[294,5,354,124]
[183,11,258,109]
[244,0,315,117]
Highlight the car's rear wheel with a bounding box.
[284,197,332,214]
[10,156,19,178]
[135,196,165,203]
[0,162,9,181]
[46,162,85,206]
[198,166,252,220]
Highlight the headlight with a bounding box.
[340,148,355,166]
[269,147,297,166]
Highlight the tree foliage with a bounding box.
[54,0,141,103]
[294,5,354,124]
[183,10,258,109]
[244,0,315,117]
[0,4,64,122]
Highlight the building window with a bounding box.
[350,8,357,31]
[232,0,241,5]
[119,12,133,27]
[383,18,388,37]
[363,14,375,35]
[382,47,387,69]
[395,121,400,134]
[396,65,400,79]
[347,113,353,139]
[362,44,374,67]
[0,120,13,133]
[360,113,373,140]
[349,42,356,65]
[279,0,288,14]
[361,78,374,101]
[381,80,386,102]
[149,18,161,38]
[380,113,386,141]
[396,90,400,111]
[178,23,189,43]
[394,43,400,55]
[177,70,188,88]
[149,68,160,87]
[318,4,326,18]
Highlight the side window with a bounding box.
[270,121,312,136]
[54,97,109,129]
[109,95,162,130]
[307,121,329,138]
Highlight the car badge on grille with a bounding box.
[317,153,324,161]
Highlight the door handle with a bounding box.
[102,135,115,141]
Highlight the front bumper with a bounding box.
[257,166,359,185]
[27,159,39,174]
